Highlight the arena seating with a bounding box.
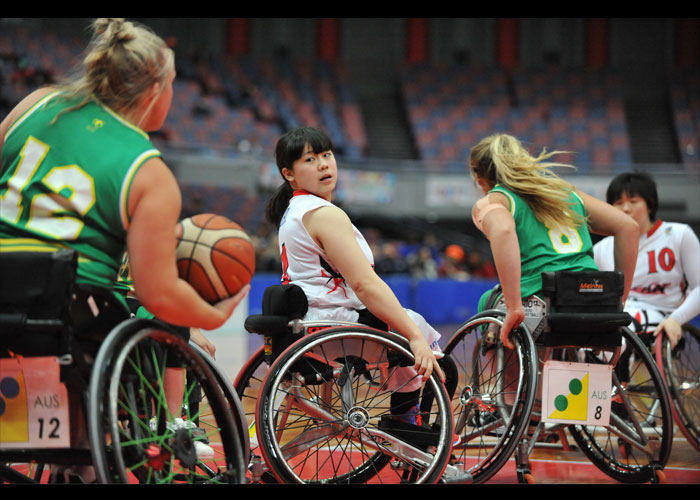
[400,63,632,172]
[669,68,700,170]
[0,22,697,171]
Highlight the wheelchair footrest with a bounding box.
[378,416,441,451]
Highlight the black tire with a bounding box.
[255,326,454,484]
[235,342,392,483]
[656,323,700,453]
[442,311,538,484]
[233,345,279,483]
[87,319,246,484]
[568,326,673,483]
[190,342,250,467]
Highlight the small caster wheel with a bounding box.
[517,469,536,484]
[651,468,667,484]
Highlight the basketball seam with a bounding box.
[179,213,218,280]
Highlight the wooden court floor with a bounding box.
[482,429,700,484]
[223,323,700,485]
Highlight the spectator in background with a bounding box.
[374,240,410,275]
[465,250,497,279]
[439,244,470,280]
[252,228,283,273]
[408,246,439,279]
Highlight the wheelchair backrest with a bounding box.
[243,284,309,364]
[261,284,309,319]
[0,249,77,320]
[538,270,630,348]
[540,270,624,313]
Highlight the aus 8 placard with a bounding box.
[541,360,612,426]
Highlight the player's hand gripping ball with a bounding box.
[176,214,255,303]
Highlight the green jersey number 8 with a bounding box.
[547,225,583,254]
[0,137,96,240]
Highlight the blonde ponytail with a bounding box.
[470,134,586,230]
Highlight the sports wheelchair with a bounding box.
[0,249,247,484]
[635,316,700,454]
[442,270,674,484]
[236,284,465,484]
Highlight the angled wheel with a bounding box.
[442,311,538,484]
[190,342,250,468]
[255,326,454,484]
[655,323,700,453]
[568,327,673,483]
[0,463,47,483]
[233,345,278,483]
[87,319,246,484]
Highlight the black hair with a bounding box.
[264,127,334,227]
[606,172,659,221]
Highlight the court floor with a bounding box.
[209,323,699,485]
[485,433,699,484]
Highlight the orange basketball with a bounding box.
[176,213,255,304]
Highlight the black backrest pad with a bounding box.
[541,270,624,312]
[261,284,308,319]
[538,271,629,347]
[0,249,77,319]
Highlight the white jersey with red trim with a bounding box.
[277,191,441,390]
[278,191,372,311]
[594,220,700,328]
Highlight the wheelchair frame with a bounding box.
[654,322,700,453]
[442,270,675,484]
[0,250,248,484]
[243,318,461,483]
[237,283,464,484]
[235,271,679,484]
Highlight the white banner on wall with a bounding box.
[336,170,396,205]
[425,176,481,208]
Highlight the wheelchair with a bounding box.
[0,249,247,484]
[646,319,700,454]
[442,270,674,484]
[236,284,464,484]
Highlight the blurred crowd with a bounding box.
[250,223,497,281]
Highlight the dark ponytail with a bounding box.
[265,182,294,227]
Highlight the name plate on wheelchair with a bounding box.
[494,295,546,339]
[541,360,612,426]
[0,356,70,449]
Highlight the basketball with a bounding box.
[176,213,255,303]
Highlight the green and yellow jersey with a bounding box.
[490,184,598,298]
[0,91,161,305]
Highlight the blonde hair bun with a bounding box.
[93,18,136,46]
